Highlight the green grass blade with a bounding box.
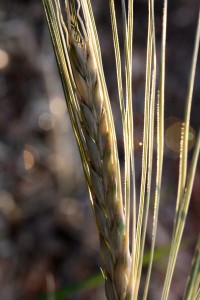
[176,9,200,213]
[183,236,200,300]
[36,273,104,300]
[161,130,200,300]
[194,288,200,300]
[161,10,200,299]
[173,8,200,235]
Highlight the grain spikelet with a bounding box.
[57,1,130,299]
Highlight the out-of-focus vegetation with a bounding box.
[0,1,199,299]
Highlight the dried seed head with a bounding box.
[63,2,130,298]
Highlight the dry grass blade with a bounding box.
[183,236,200,300]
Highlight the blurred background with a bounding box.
[0,0,199,299]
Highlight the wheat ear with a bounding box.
[71,39,130,299]
[42,1,131,299]
[68,17,131,300]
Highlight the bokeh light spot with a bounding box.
[188,132,194,141]
[0,49,9,69]
[165,121,195,153]
[38,112,55,131]
[0,191,21,222]
[23,149,35,170]
[50,97,66,116]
